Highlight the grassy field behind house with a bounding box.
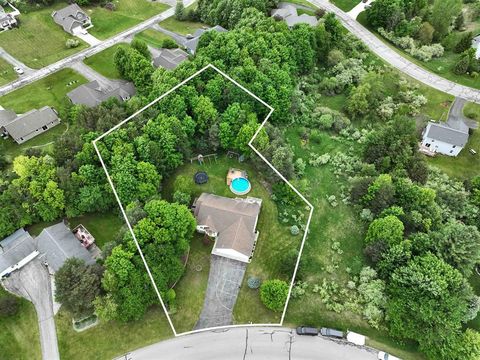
[0,3,88,69]
[158,17,206,36]
[0,287,41,360]
[88,0,170,40]
[0,58,17,86]
[84,44,126,79]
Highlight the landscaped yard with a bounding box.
[158,17,206,36]
[84,44,126,79]
[88,0,170,40]
[162,156,300,328]
[134,29,174,48]
[0,2,88,69]
[331,0,360,12]
[0,287,41,360]
[0,58,17,86]
[56,306,173,360]
[0,68,87,115]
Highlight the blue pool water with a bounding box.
[231,177,251,194]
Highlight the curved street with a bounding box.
[306,0,480,104]
[117,327,377,360]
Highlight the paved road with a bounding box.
[0,0,195,97]
[0,47,35,76]
[2,259,60,360]
[306,0,480,104]
[195,255,247,330]
[121,327,377,360]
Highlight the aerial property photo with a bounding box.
[1,0,480,360]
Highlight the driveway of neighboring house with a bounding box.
[2,259,60,360]
[347,0,375,19]
[151,24,187,47]
[448,97,479,130]
[194,255,247,330]
[0,47,35,76]
[68,61,118,90]
[75,32,102,46]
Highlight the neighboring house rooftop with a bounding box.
[0,229,36,277]
[424,122,469,147]
[271,4,318,27]
[0,106,59,143]
[51,4,91,35]
[473,35,480,59]
[185,25,228,55]
[0,4,19,31]
[35,222,96,272]
[67,80,136,108]
[153,48,188,69]
[194,193,262,263]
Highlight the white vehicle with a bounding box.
[13,66,24,75]
[378,351,401,360]
[346,331,366,345]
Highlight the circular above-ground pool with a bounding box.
[230,177,251,195]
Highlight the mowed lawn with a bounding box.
[158,17,206,36]
[56,306,173,360]
[0,68,87,115]
[84,44,126,79]
[134,29,174,48]
[0,58,17,86]
[0,3,88,69]
[162,156,299,327]
[88,0,169,40]
[0,287,41,360]
[331,0,360,12]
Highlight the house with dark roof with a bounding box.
[153,48,188,69]
[0,106,60,144]
[0,229,38,278]
[51,4,92,35]
[271,4,318,28]
[421,122,469,157]
[184,25,228,55]
[67,80,136,108]
[0,3,19,32]
[193,193,262,263]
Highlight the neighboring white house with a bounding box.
[0,3,20,32]
[421,121,469,157]
[51,4,92,35]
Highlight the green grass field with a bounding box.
[0,3,88,69]
[0,58,17,86]
[134,29,174,48]
[158,17,206,36]
[84,44,126,79]
[0,68,87,115]
[0,287,41,360]
[331,0,360,12]
[56,306,172,360]
[68,212,124,249]
[88,0,170,40]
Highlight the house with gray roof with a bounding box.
[0,229,38,278]
[35,222,96,273]
[271,4,318,28]
[193,193,262,263]
[184,25,228,55]
[51,3,92,35]
[67,80,136,108]
[153,48,188,69]
[421,121,469,157]
[0,3,19,32]
[0,106,60,144]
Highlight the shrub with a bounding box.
[173,190,191,205]
[161,38,178,49]
[327,49,344,67]
[66,39,80,49]
[247,276,261,289]
[290,225,300,236]
[0,296,19,317]
[260,280,289,312]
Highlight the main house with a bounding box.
[421,121,469,157]
[184,25,228,55]
[51,4,92,35]
[271,4,318,27]
[0,3,20,32]
[0,106,60,144]
[193,193,262,263]
[67,80,136,108]
[153,48,189,69]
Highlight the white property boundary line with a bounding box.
[93,63,314,337]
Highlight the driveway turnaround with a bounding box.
[306,0,480,104]
[0,0,196,97]
[194,255,247,330]
[2,259,60,360]
[121,327,378,360]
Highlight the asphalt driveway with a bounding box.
[2,259,60,360]
[194,255,247,330]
